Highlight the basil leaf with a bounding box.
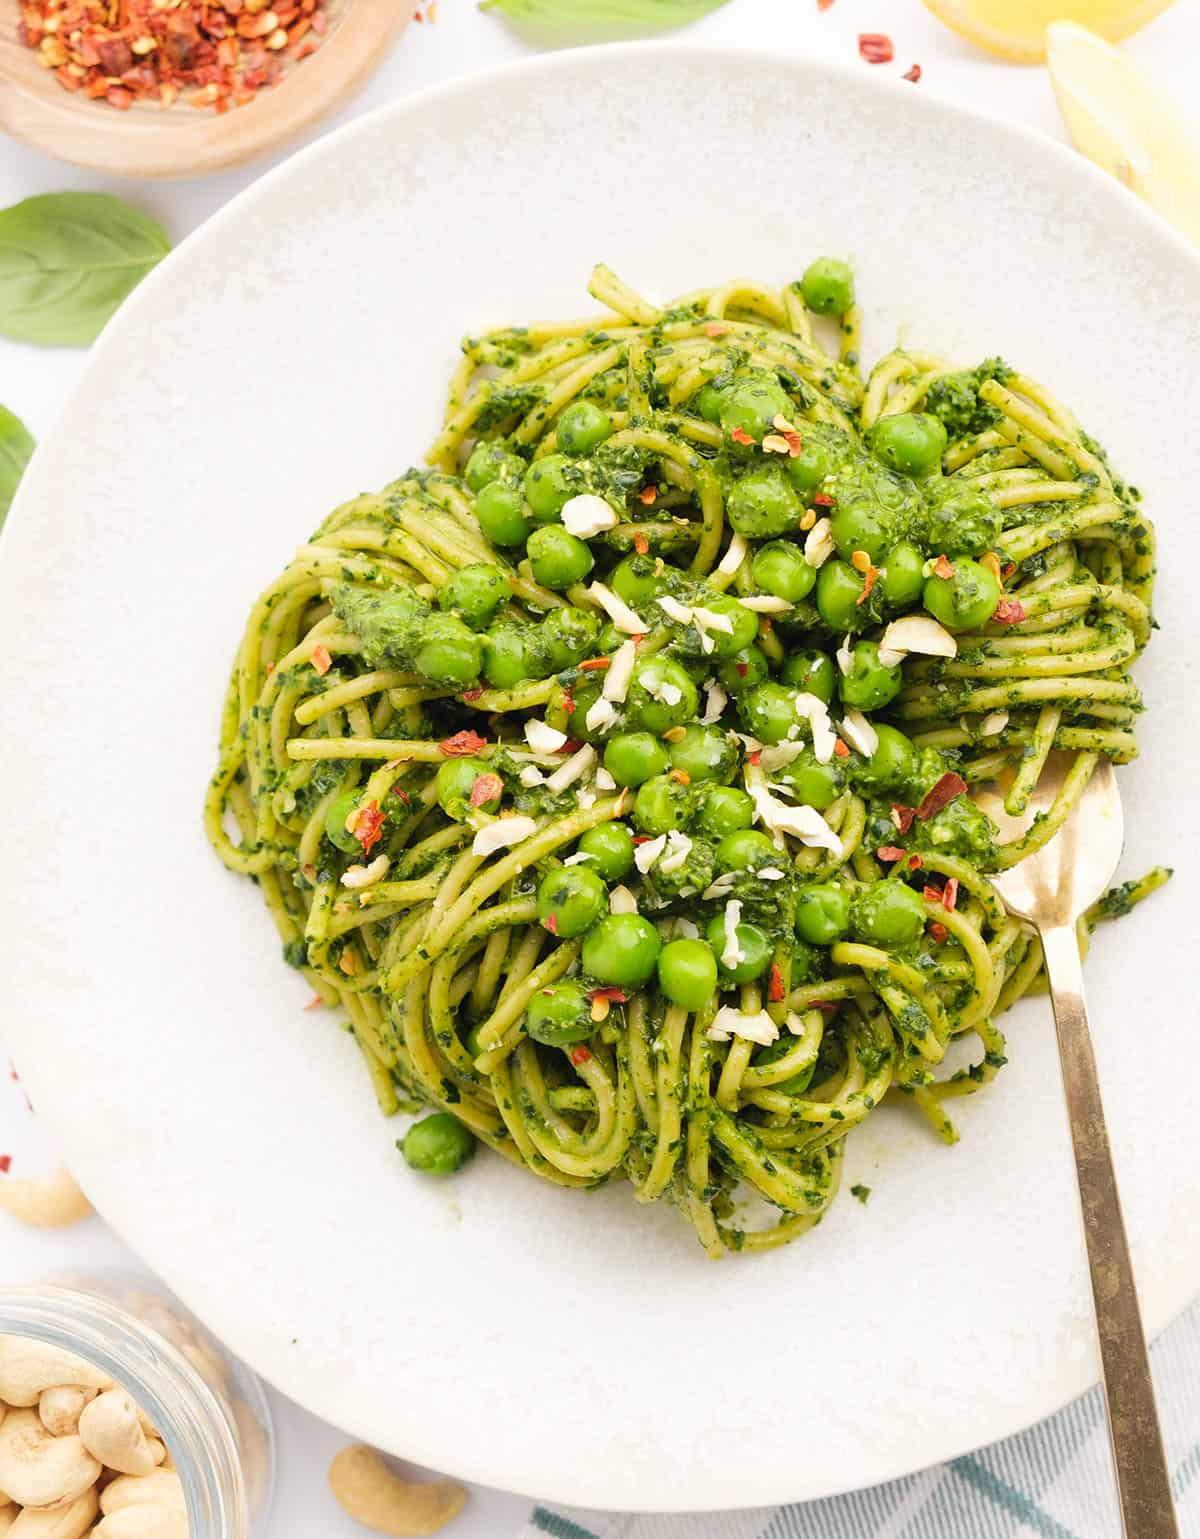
[0,192,170,347]
[0,406,35,530]
[480,0,728,25]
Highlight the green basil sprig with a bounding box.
[480,0,728,24]
[0,192,170,347]
[0,406,35,529]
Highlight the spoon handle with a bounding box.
[1040,923,1179,1538]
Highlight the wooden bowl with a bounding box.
[0,0,413,177]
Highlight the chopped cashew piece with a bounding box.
[748,784,844,857]
[524,719,567,754]
[594,766,617,791]
[656,596,693,627]
[633,834,667,875]
[78,1392,163,1478]
[840,708,879,758]
[803,517,835,567]
[979,710,1009,736]
[836,634,855,677]
[560,494,618,539]
[609,885,639,915]
[658,831,692,875]
[328,1445,466,1537]
[691,605,734,635]
[471,817,539,858]
[586,581,648,634]
[585,696,617,733]
[602,640,638,702]
[707,1005,780,1046]
[700,678,728,725]
[793,692,836,764]
[876,614,957,668]
[545,744,595,794]
[721,899,744,969]
[717,533,748,574]
[0,1169,92,1230]
[341,854,390,890]
[737,594,792,613]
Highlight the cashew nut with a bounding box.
[0,1411,100,1511]
[0,1341,111,1408]
[98,1472,184,1517]
[0,1504,17,1538]
[36,1391,89,1440]
[0,1170,91,1229]
[91,1505,187,1539]
[328,1445,465,1537]
[77,1395,163,1479]
[7,1488,97,1539]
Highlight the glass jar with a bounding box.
[0,1269,275,1537]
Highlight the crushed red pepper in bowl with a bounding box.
[16,0,331,113]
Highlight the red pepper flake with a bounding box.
[931,554,955,580]
[470,772,503,808]
[942,877,959,912]
[877,845,906,863]
[0,1155,10,1174]
[768,964,786,1003]
[810,999,838,1013]
[908,853,923,871]
[669,768,691,786]
[439,730,487,757]
[916,771,967,822]
[929,921,949,944]
[704,322,731,337]
[461,688,485,702]
[578,656,611,672]
[391,786,411,806]
[1003,562,1018,579]
[586,984,628,1023]
[923,883,944,906]
[760,617,774,635]
[736,662,749,678]
[833,738,850,759]
[633,530,651,554]
[812,491,835,508]
[311,644,332,676]
[266,660,275,674]
[781,429,803,457]
[637,487,657,507]
[544,912,559,935]
[561,694,578,715]
[304,994,324,1011]
[902,62,922,82]
[631,834,654,845]
[859,32,894,63]
[350,800,386,858]
[570,1045,592,1066]
[748,750,762,767]
[559,739,583,753]
[854,564,879,605]
[729,426,756,446]
[992,598,1027,625]
[891,803,916,833]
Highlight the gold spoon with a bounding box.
[977,754,1178,1539]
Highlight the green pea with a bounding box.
[401,1112,475,1174]
[705,913,772,984]
[610,555,661,609]
[524,453,583,522]
[465,442,523,493]
[604,730,670,788]
[870,413,948,479]
[434,757,495,820]
[668,724,738,784]
[718,644,769,695]
[696,592,759,656]
[475,479,531,547]
[716,828,779,872]
[539,606,601,670]
[775,749,845,811]
[719,373,793,445]
[537,865,608,939]
[726,466,803,538]
[438,562,509,630]
[657,938,719,1011]
[556,399,613,455]
[922,557,1002,633]
[324,791,363,854]
[634,773,691,835]
[854,723,918,793]
[576,822,635,882]
[698,785,755,839]
[527,525,595,590]
[740,681,801,745]
[925,483,1002,556]
[526,981,594,1046]
[581,914,661,990]
[482,625,535,690]
[627,657,697,734]
[795,882,852,945]
[692,379,730,424]
[850,880,928,946]
[799,257,855,316]
[413,615,483,687]
[830,495,891,563]
[878,540,925,606]
[752,540,817,603]
[780,649,835,704]
[750,1033,818,1094]
[839,639,903,711]
[785,439,832,496]
[816,559,873,633]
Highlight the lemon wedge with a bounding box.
[1048,21,1200,245]
[920,0,1174,62]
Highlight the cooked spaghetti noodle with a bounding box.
[207,263,1164,1255]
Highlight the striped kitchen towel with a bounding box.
[518,1297,1200,1539]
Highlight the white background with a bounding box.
[3,1,1199,1533]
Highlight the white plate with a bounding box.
[3,43,1198,1514]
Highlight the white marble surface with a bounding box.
[2,1,1198,1533]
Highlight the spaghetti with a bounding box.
[207,263,1164,1256]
